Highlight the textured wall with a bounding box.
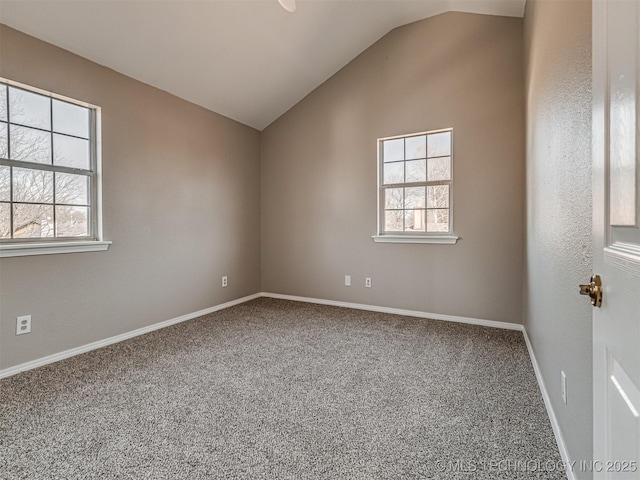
[523,0,593,472]
[261,12,525,324]
[0,26,261,370]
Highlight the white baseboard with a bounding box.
[0,293,261,380]
[260,292,524,331]
[522,329,575,480]
[5,291,519,380]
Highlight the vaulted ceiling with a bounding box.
[0,0,525,130]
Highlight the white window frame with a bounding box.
[0,78,110,257]
[372,128,459,245]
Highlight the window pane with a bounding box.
[9,87,51,130]
[383,138,404,162]
[0,121,7,158]
[0,84,7,122]
[55,205,89,237]
[384,210,403,232]
[55,172,89,205]
[53,134,90,169]
[427,156,451,181]
[427,131,451,157]
[405,187,425,209]
[427,209,449,232]
[405,159,426,183]
[384,188,403,209]
[13,203,54,238]
[405,135,426,160]
[53,99,90,138]
[383,162,404,185]
[404,209,425,232]
[10,125,51,164]
[427,185,449,208]
[0,166,9,201]
[13,167,54,203]
[0,202,9,238]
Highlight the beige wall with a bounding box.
[524,0,593,473]
[261,12,525,323]
[0,26,261,370]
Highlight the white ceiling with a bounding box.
[0,0,525,130]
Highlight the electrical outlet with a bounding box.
[365,277,372,288]
[561,371,567,404]
[16,315,31,335]
[345,275,351,286]
[222,276,228,288]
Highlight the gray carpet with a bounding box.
[0,298,564,479]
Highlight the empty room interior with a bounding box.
[1,0,636,478]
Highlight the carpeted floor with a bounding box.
[0,298,564,479]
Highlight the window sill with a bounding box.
[372,235,459,245]
[0,240,112,258]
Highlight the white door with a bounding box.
[593,0,640,478]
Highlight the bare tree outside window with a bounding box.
[378,129,453,235]
[0,81,95,241]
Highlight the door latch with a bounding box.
[579,274,603,308]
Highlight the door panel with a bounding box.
[593,0,640,478]
[608,356,639,480]
[608,0,637,227]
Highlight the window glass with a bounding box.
[379,129,453,235]
[428,156,451,181]
[9,87,51,130]
[0,202,10,238]
[53,99,90,138]
[0,122,7,158]
[0,166,8,202]
[55,173,89,205]
[0,79,98,242]
[12,167,54,204]
[405,135,426,160]
[383,138,404,162]
[55,205,89,237]
[13,203,54,238]
[0,85,7,122]
[10,125,52,164]
[405,160,426,183]
[427,131,451,157]
[53,134,90,169]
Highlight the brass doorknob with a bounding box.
[579,274,603,308]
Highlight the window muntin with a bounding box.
[378,129,453,235]
[0,80,98,242]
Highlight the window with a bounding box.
[373,128,458,244]
[0,79,109,257]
